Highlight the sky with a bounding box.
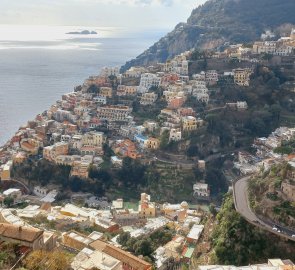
[0,0,207,31]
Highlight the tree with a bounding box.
[4,197,14,207]
[160,130,170,150]
[117,232,131,246]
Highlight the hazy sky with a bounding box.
[0,0,207,30]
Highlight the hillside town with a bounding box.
[0,29,294,269]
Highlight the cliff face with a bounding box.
[121,0,295,71]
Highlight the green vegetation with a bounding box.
[210,194,295,265]
[122,0,295,70]
[248,163,295,227]
[117,226,174,261]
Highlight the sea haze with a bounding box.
[0,25,166,146]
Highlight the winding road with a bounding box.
[233,176,295,242]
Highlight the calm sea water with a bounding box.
[0,26,164,146]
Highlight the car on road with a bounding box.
[272,226,278,231]
[292,234,295,238]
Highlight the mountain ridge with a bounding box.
[121,0,295,71]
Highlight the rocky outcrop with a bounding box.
[121,0,295,72]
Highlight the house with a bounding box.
[112,199,124,209]
[234,68,252,86]
[93,95,107,105]
[168,96,185,109]
[82,131,105,147]
[205,70,218,85]
[169,128,182,142]
[186,224,204,244]
[43,142,69,162]
[71,247,122,270]
[143,121,158,132]
[138,73,161,93]
[182,116,204,132]
[100,87,113,98]
[140,92,158,106]
[145,138,160,150]
[90,240,153,270]
[193,183,210,200]
[0,223,56,251]
[20,138,40,155]
[111,156,123,167]
[0,160,13,181]
[3,188,22,204]
[97,105,132,122]
[100,67,120,77]
[113,139,141,159]
[134,134,148,149]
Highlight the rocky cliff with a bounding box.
[121,0,295,71]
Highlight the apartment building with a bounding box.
[234,68,252,86]
[138,73,161,93]
[140,92,158,105]
[97,105,132,121]
[43,142,69,162]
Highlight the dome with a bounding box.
[180,201,188,208]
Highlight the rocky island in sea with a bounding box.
[66,30,97,35]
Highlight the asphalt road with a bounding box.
[233,176,295,242]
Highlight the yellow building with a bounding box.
[43,142,69,162]
[182,116,198,131]
[0,161,13,181]
[82,131,105,147]
[145,138,160,150]
[99,87,112,98]
[138,193,156,218]
[13,152,26,164]
[20,138,40,155]
[234,68,252,86]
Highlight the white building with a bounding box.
[100,67,120,77]
[169,128,182,142]
[193,183,210,199]
[140,92,158,105]
[137,73,161,93]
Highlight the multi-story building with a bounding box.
[140,92,158,105]
[117,85,137,96]
[0,223,56,251]
[145,138,160,150]
[97,105,132,122]
[82,131,105,147]
[138,73,161,93]
[252,41,277,54]
[99,87,112,98]
[193,183,210,199]
[182,116,198,131]
[138,193,156,218]
[99,67,120,77]
[169,129,182,142]
[168,96,185,109]
[0,160,13,181]
[234,68,252,86]
[205,70,218,85]
[43,142,69,162]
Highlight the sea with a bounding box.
[0,25,166,146]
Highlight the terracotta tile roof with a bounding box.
[90,240,152,270]
[0,223,43,243]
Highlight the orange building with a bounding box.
[168,96,185,109]
[114,139,141,159]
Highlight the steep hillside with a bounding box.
[121,0,295,71]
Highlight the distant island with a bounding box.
[66,30,97,35]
